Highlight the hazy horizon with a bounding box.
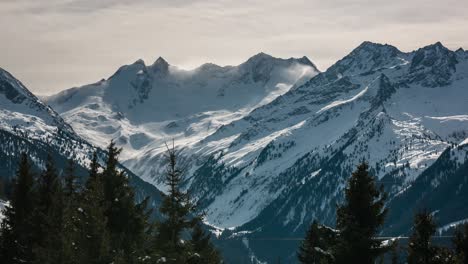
[1,0,467,95]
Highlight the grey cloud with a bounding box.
[0,0,467,94]
[1,0,204,14]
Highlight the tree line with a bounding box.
[297,162,468,264]
[0,141,222,264]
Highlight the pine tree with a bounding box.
[154,144,222,263]
[0,177,5,200]
[76,158,112,264]
[334,162,389,264]
[453,223,468,264]
[407,209,437,264]
[0,177,13,201]
[154,144,198,262]
[64,159,78,197]
[0,153,36,264]
[101,141,151,263]
[32,154,64,264]
[188,222,222,264]
[298,220,336,264]
[61,159,80,264]
[86,151,99,189]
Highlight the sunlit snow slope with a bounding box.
[45,53,319,186]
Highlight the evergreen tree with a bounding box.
[154,144,221,263]
[32,154,64,264]
[407,209,437,264]
[0,177,5,200]
[101,141,151,263]
[188,222,222,264]
[61,159,81,264]
[453,223,468,264]
[76,158,112,264]
[0,177,14,201]
[0,153,36,264]
[86,151,99,189]
[334,162,389,264]
[154,144,197,262]
[298,220,336,264]
[64,159,78,197]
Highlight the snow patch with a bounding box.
[317,83,371,114]
[438,218,468,234]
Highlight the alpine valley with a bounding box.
[1,41,468,263]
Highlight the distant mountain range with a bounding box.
[1,41,467,263]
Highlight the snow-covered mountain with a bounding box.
[44,43,468,263]
[44,54,319,184]
[213,42,468,262]
[0,67,162,209]
[0,67,74,138]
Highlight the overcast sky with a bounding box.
[1,0,467,95]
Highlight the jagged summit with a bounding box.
[250,51,273,60]
[326,41,404,77]
[153,56,168,65]
[408,41,458,87]
[416,41,452,53]
[45,50,318,135]
[133,59,146,66]
[351,41,399,54]
[355,40,395,49]
[152,57,169,68]
[151,56,170,73]
[243,52,276,67]
[295,56,318,70]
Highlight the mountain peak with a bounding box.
[133,59,146,66]
[326,41,402,77]
[246,52,274,63]
[153,56,169,66]
[357,40,382,49]
[245,52,317,69]
[411,41,456,64]
[295,56,319,70]
[419,41,450,52]
[409,41,458,87]
[353,41,400,54]
[254,52,272,58]
[151,56,170,73]
[197,62,225,72]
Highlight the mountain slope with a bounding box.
[174,42,466,227]
[0,67,162,210]
[206,42,468,262]
[385,141,468,236]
